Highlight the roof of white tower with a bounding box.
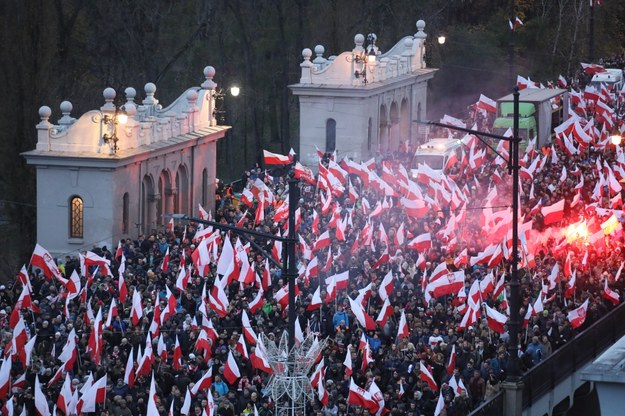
[23,66,229,164]
[290,19,437,95]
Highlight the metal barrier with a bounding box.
[468,302,625,415]
[468,390,504,416]
[522,302,625,408]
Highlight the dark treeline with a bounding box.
[0,0,623,276]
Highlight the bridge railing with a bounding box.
[522,301,625,408]
[468,302,625,415]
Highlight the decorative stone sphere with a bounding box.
[60,101,72,114]
[103,87,116,101]
[416,20,426,31]
[39,106,52,119]
[302,48,312,59]
[404,38,414,48]
[124,102,137,116]
[354,33,365,46]
[314,45,324,55]
[203,66,216,78]
[186,89,199,102]
[144,82,156,95]
[125,87,137,100]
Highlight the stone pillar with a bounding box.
[502,380,524,416]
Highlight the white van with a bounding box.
[590,68,623,95]
[411,138,462,172]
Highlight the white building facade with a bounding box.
[22,66,229,256]
[290,20,437,167]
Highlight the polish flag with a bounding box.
[484,303,508,333]
[57,373,73,415]
[376,297,393,327]
[0,355,11,399]
[343,345,353,376]
[198,203,210,220]
[565,270,576,299]
[541,199,565,225]
[325,274,337,303]
[419,361,438,391]
[348,296,376,331]
[347,378,378,413]
[493,273,506,299]
[130,289,143,325]
[161,247,170,273]
[317,374,329,406]
[181,388,192,415]
[30,243,63,280]
[118,271,128,303]
[427,271,465,299]
[161,286,177,324]
[604,278,620,305]
[190,366,213,395]
[378,270,394,301]
[447,345,456,375]
[274,286,289,310]
[401,197,429,218]
[35,375,51,416]
[235,333,249,360]
[250,339,273,374]
[567,299,589,329]
[76,374,107,414]
[397,310,409,340]
[312,230,331,252]
[166,218,174,233]
[223,351,241,384]
[172,335,182,371]
[434,391,445,416]
[146,373,160,416]
[241,310,258,344]
[248,289,265,314]
[263,149,291,165]
[310,358,325,389]
[124,347,135,388]
[325,270,349,290]
[360,342,375,373]
[476,94,497,113]
[307,286,322,311]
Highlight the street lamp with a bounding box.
[611,134,622,146]
[437,35,446,45]
[415,87,523,382]
[168,168,300,352]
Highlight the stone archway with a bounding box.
[141,174,156,233]
[176,165,190,215]
[159,170,174,223]
[379,104,388,153]
[389,101,400,152]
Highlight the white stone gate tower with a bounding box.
[290,20,437,167]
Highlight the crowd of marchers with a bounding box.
[3,63,625,416]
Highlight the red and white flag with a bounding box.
[190,366,213,395]
[76,374,107,414]
[347,378,379,413]
[484,303,508,333]
[604,278,620,305]
[447,345,456,375]
[397,310,409,340]
[30,244,63,280]
[419,361,438,391]
[541,199,565,225]
[35,375,51,416]
[407,233,432,251]
[130,289,143,325]
[476,94,497,113]
[348,296,376,331]
[263,149,291,165]
[567,299,589,329]
[378,270,394,301]
[343,345,353,376]
[223,350,241,385]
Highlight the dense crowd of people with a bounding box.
[2,63,625,416]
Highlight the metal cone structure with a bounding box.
[261,331,327,415]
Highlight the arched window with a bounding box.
[122,193,129,234]
[325,119,336,152]
[69,196,83,238]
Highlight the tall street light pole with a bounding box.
[169,168,300,351]
[415,87,522,381]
